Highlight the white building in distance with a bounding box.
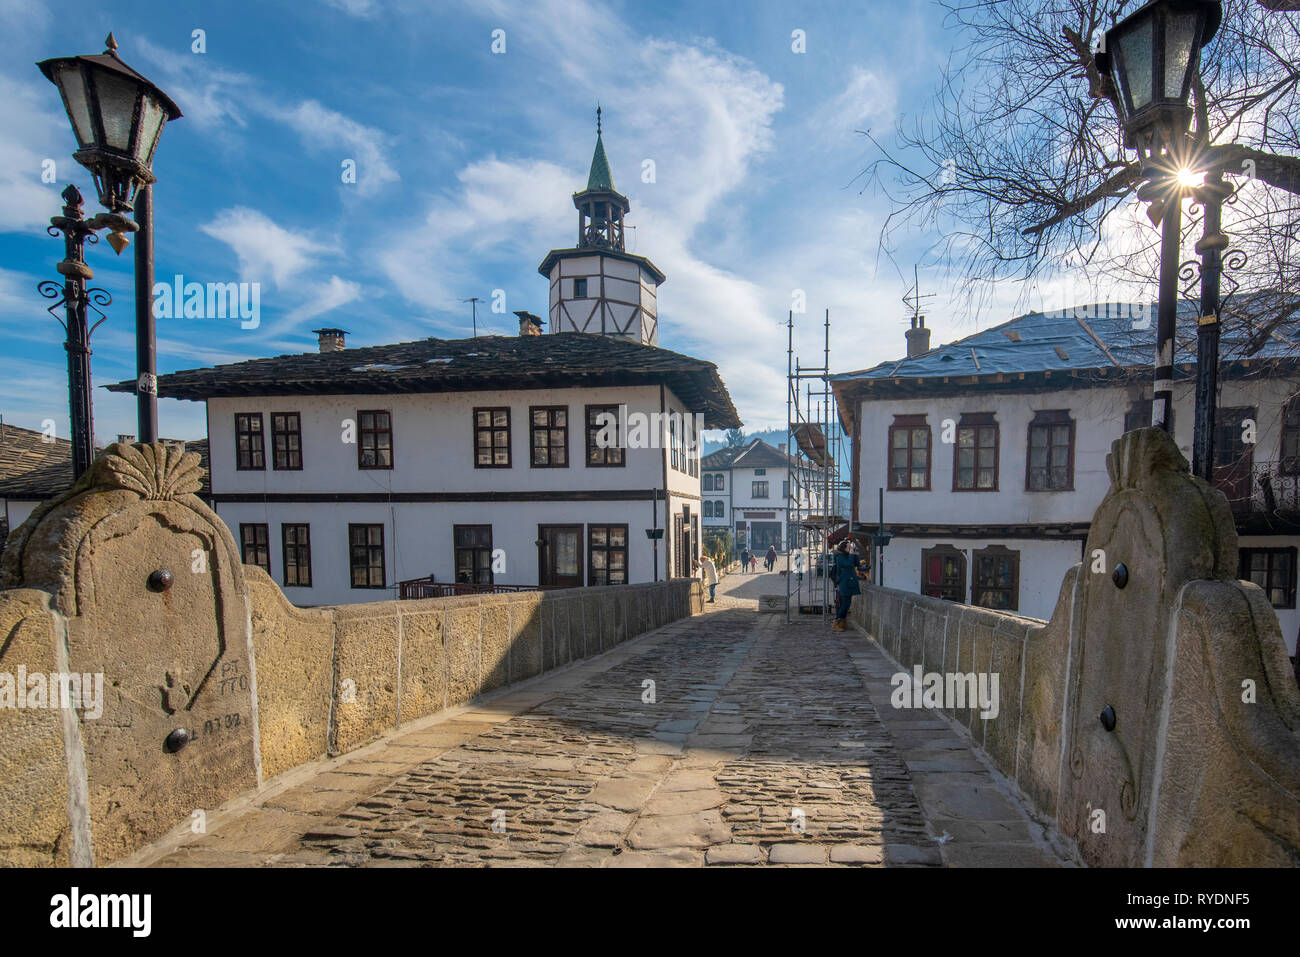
[700,437,829,556]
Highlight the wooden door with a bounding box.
[538,524,583,588]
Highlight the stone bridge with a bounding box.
[1,432,1297,868]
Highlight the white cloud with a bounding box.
[272,100,399,197]
[377,157,575,309]
[286,275,363,322]
[133,39,395,199]
[0,73,85,234]
[133,38,254,131]
[322,0,382,17]
[812,67,898,140]
[199,207,334,288]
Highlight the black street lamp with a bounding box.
[38,32,182,447]
[1096,0,1222,436]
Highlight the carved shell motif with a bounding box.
[89,442,205,500]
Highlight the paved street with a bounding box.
[130,571,1069,868]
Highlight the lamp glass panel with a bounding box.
[1163,12,1199,101]
[136,95,166,165]
[94,70,140,152]
[1118,17,1155,111]
[56,64,95,147]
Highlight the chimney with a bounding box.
[312,328,349,353]
[116,434,135,445]
[778,443,787,454]
[514,311,544,336]
[905,315,931,358]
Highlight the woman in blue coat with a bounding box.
[831,539,860,631]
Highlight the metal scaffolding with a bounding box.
[785,308,850,623]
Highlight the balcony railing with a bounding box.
[1215,460,1300,523]
[397,575,539,600]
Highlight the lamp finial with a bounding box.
[104,32,118,54]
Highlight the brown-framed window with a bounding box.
[1239,547,1296,609]
[589,524,628,585]
[686,418,698,477]
[281,523,312,587]
[972,545,1019,611]
[752,480,769,498]
[669,415,680,471]
[358,410,393,469]
[1124,398,1153,433]
[270,412,302,471]
[454,524,493,585]
[954,413,999,491]
[348,523,385,588]
[921,544,966,603]
[1281,397,1300,476]
[1213,406,1256,503]
[1027,410,1074,491]
[474,407,511,468]
[234,413,265,471]
[889,415,931,490]
[240,523,270,572]
[574,277,588,298]
[585,404,624,467]
[530,406,568,467]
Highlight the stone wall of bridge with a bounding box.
[850,428,1300,867]
[0,443,701,867]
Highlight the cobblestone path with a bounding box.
[135,573,1068,868]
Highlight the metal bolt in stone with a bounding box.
[1099,705,1117,733]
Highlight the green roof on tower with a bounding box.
[586,106,615,190]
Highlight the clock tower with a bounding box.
[538,108,666,345]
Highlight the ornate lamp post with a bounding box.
[38,186,117,478]
[1096,0,1222,437]
[37,32,182,447]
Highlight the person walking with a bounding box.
[740,547,751,573]
[749,552,758,573]
[765,544,777,572]
[831,539,860,631]
[700,554,718,603]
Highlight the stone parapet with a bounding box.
[851,428,1300,867]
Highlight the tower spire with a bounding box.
[586,108,614,192]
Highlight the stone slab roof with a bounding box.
[832,298,1300,385]
[108,332,742,430]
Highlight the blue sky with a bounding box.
[1,0,1040,444]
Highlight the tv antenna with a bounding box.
[901,264,935,324]
[461,297,481,337]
